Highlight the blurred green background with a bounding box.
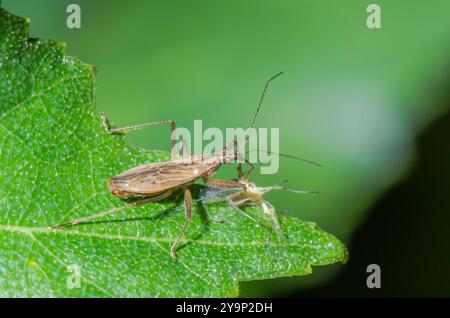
[4,0,450,297]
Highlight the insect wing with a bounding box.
[199,185,241,204]
[109,160,206,195]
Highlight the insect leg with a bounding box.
[237,159,254,179]
[227,200,270,231]
[99,112,177,155]
[237,163,244,179]
[204,178,243,190]
[171,187,192,261]
[52,190,173,229]
[173,139,190,159]
[244,160,254,178]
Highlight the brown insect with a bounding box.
[53,72,283,261]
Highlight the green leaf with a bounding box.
[0,8,347,297]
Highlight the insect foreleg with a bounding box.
[203,178,243,191]
[171,187,192,261]
[99,112,177,155]
[181,140,189,157]
[52,190,173,230]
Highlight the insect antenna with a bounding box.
[249,71,284,130]
[245,149,322,167]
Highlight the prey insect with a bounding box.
[201,159,319,240]
[53,72,283,261]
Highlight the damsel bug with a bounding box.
[201,158,319,240]
[54,72,283,261]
